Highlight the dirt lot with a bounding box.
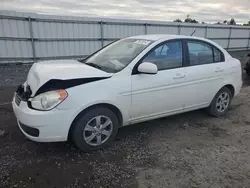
[1,68,250,187]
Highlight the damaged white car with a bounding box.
[13,35,242,151]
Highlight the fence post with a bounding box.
[227,27,232,50]
[247,29,250,49]
[178,24,181,35]
[100,21,104,47]
[205,26,208,38]
[144,23,147,34]
[28,17,36,62]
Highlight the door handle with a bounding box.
[215,68,224,72]
[173,74,185,79]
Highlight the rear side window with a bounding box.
[213,47,222,62]
[187,40,223,66]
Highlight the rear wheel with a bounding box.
[207,87,232,117]
[71,107,119,152]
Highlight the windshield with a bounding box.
[83,39,153,73]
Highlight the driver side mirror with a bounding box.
[137,62,158,74]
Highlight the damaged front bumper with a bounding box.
[12,88,74,142]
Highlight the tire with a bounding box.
[207,87,233,117]
[71,107,119,152]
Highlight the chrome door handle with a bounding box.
[173,75,185,79]
[215,68,224,72]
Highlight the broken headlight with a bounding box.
[30,90,68,111]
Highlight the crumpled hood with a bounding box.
[26,59,112,95]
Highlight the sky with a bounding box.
[1,0,250,24]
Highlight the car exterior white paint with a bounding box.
[12,35,242,144]
[25,59,113,95]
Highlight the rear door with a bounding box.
[182,39,226,111]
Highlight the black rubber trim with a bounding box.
[137,71,157,75]
[19,122,39,137]
[182,40,189,67]
[132,39,185,75]
[132,38,226,75]
[184,39,225,67]
[16,84,32,101]
[35,77,110,96]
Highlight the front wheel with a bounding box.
[71,107,119,152]
[207,87,232,117]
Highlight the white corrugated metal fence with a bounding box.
[0,11,250,64]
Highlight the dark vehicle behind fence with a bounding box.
[244,53,250,76]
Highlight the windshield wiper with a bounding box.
[78,56,88,63]
[85,62,103,70]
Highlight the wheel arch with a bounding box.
[223,84,235,97]
[68,103,123,140]
[209,84,236,106]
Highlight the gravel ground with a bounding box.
[0,64,31,87]
[0,79,250,188]
[0,51,250,188]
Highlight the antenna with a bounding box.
[190,30,196,36]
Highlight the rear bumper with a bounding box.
[235,80,242,97]
[12,97,75,142]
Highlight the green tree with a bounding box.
[228,18,236,25]
[174,19,182,22]
[184,15,199,23]
[243,21,250,26]
[223,20,228,24]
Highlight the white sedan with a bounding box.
[13,35,242,151]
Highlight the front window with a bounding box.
[82,39,153,73]
[142,40,183,70]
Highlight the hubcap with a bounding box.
[83,115,113,146]
[216,92,230,113]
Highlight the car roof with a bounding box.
[127,34,231,60]
[128,34,207,42]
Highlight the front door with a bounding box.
[131,40,187,123]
